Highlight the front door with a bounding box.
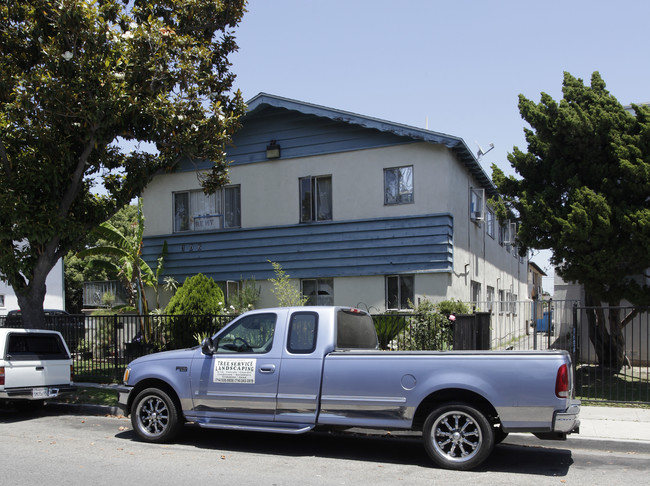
[190,311,284,422]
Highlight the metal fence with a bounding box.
[2,303,648,404]
[573,305,650,404]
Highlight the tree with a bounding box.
[268,261,308,307]
[164,273,225,348]
[64,203,138,312]
[76,200,162,313]
[0,0,246,328]
[492,71,650,369]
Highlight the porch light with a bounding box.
[266,140,281,159]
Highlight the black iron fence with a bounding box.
[572,305,650,404]
[2,305,648,404]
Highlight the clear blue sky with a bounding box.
[229,0,650,291]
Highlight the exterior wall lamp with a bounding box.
[266,140,281,159]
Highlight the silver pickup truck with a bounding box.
[117,306,580,470]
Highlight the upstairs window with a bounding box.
[470,188,485,222]
[384,166,414,205]
[300,176,332,222]
[174,186,241,233]
[486,207,496,238]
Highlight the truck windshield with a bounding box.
[336,310,378,349]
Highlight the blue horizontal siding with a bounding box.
[142,214,454,283]
[178,106,412,171]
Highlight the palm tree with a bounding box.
[77,200,167,340]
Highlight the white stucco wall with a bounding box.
[0,258,65,315]
[142,141,527,313]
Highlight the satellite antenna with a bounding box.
[476,142,494,159]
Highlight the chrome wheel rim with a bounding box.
[135,395,170,438]
[430,410,483,463]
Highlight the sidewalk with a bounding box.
[507,404,650,453]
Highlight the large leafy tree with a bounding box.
[492,71,650,369]
[0,1,246,327]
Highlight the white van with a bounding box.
[1,328,76,404]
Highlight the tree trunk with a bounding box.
[584,293,629,371]
[14,277,48,329]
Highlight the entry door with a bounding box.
[190,311,284,422]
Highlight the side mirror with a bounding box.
[201,336,215,355]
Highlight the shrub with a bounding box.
[165,274,225,347]
[398,298,471,350]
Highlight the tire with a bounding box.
[131,388,182,443]
[493,425,509,444]
[422,402,494,470]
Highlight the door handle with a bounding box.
[259,364,276,374]
[36,366,44,371]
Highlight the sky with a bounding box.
[228,0,650,294]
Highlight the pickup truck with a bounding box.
[117,306,580,470]
[1,328,76,405]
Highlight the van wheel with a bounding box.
[131,388,181,443]
[423,403,494,470]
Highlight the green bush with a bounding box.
[398,298,471,350]
[165,273,225,347]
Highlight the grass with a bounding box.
[52,386,119,407]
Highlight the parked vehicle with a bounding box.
[117,306,580,470]
[3,309,85,351]
[1,328,76,406]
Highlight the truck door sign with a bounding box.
[213,358,256,384]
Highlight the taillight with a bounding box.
[555,364,569,398]
[0,366,5,386]
[70,364,74,382]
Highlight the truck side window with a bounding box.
[287,312,318,354]
[215,313,277,353]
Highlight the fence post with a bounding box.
[572,304,578,365]
[113,314,119,379]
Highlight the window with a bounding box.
[470,188,485,221]
[470,281,481,305]
[300,175,332,222]
[498,289,506,313]
[384,166,414,205]
[287,312,318,354]
[6,332,69,360]
[173,186,240,232]
[0,294,4,307]
[486,286,495,313]
[386,275,414,310]
[486,208,495,239]
[225,280,239,307]
[301,279,333,306]
[215,313,277,354]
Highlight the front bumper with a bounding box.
[553,399,581,434]
[115,385,133,415]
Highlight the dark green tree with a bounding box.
[492,71,650,369]
[165,273,225,347]
[0,0,246,328]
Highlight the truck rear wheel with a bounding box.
[131,388,182,443]
[423,402,494,470]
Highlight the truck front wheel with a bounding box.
[423,402,494,470]
[131,388,182,443]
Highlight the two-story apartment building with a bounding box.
[140,94,527,312]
